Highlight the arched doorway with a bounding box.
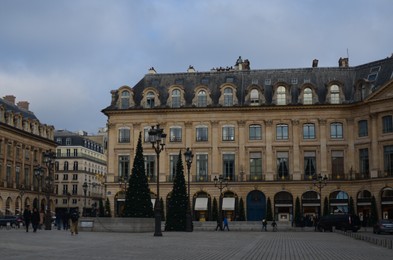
[357,189,372,225]
[301,190,319,216]
[114,191,126,217]
[221,191,238,221]
[193,191,211,221]
[6,197,12,215]
[329,190,349,214]
[381,187,393,219]
[246,190,266,221]
[274,191,293,222]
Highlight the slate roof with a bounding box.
[0,97,38,120]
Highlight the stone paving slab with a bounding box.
[1,228,393,260]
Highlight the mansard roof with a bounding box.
[103,55,393,111]
[0,97,38,120]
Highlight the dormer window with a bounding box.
[172,89,181,108]
[330,85,340,104]
[121,91,130,109]
[303,88,313,105]
[197,90,207,107]
[146,92,155,108]
[224,88,233,106]
[250,89,259,105]
[277,86,286,105]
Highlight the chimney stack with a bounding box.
[312,59,319,68]
[3,95,16,105]
[17,101,30,111]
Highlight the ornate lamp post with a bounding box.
[184,147,194,232]
[34,165,44,211]
[214,175,228,231]
[19,184,25,213]
[148,124,166,237]
[83,181,88,217]
[313,173,328,217]
[43,150,56,230]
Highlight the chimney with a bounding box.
[148,67,157,74]
[338,57,349,68]
[17,101,30,111]
[3,95,16,105]
[312,59,319,68]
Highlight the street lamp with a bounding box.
[83,181,88,217]
[43,150,56,230]
[19,184,25,214]
[214,175,228,231]
[148,124,166,237]
[34,165,44,211]
[313,173,328,217]
[184,147,194,232]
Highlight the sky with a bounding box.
[1,0,392,134]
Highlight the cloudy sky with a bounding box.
[1,0,392,134]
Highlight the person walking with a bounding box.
[271,220,278,232]
[215,218,222,231]
[31,207,40,232]
[223,217,230,231]
[23,205,32,232]
[262,219,267,231]
[70,210,79,235]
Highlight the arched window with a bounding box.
[73,161,78,171]
[197,90,207,107]
[146,92,155,108]
[303,88,313,105]
[330,85,340,104]
[250,89,259,105]
[172,89,181,108]
[277,86,286,105]
[224,88,233,106]
[64,161,69,171]
[120,91,130,109]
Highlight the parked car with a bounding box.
[317,214,361,232]
[373,219,393,234]
[0,215,23,228]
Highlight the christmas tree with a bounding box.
[124,132,154,218]
[165,150,188,231]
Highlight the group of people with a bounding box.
[22,205,80,235]
[262,219,278,231]
[215,217,230,231]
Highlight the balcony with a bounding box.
[248,174,265,182]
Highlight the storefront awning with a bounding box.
[194,198,208,210]
[222,198,235,210]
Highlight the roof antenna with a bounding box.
[347,48,349,59]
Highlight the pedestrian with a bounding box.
[272,220,278,232]
[70,210,79,235]
[215,218,222,231]
[262,219,267,231]
[23,205,32,232]
[223,217,230,231]
[31,207,40,232]
[39,209,44,229]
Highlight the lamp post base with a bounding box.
[154,209,162,237]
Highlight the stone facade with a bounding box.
[102,56,393,222]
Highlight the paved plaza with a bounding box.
[1,228,393,260]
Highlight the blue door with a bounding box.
[247,190,266,221]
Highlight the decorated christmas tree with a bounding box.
[165,150,188,231]
[124,132,154,218]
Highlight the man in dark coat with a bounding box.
[31,207,40,232]
[23,205,32,232]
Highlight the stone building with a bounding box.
[0,95,57,216]
[102,55,393,222]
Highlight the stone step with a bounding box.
[192,221,316,232]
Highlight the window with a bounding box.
[72,184,78,195]
[63,174,68,181]
[62,185,68,195]
[172,89,181,108]
[359,148,369,178]
[196,154,208,182]
[197,90,207,107]
[304,151,316,179]
[276,124,288,140]
[66,138,71,145]
[384,146,393,176]
[222,126,235,141]
[330,85,340,104]
[144,128,150,143]
[196,126,208,141]
[303,123,315,139]
[24,167,30,186]
[118,128,130,143]
[56,138,62,144]
[277,86,286,105]
[73,174,78,180]
[249,152,262,181]
[303,88,313,105]
[66,149,71,157]
[121,91,130,109]
[15,167,20,185]
[331,151,344,179]
[118,155,130,179]
[358,120,368,137]
[249,125,262,140]
[250,89,259,105]
[64,161,69,171]
[169,154,179,181]
[382,115,393,133]
[277,152,289,179]
[73,161,78,171]
[73,149,78,156]
[170,127,182,142]
[146,92,155,108]
[223,154,235,181]
[144,155,155,181]
[330,122,343,139]
[223,88,233,106]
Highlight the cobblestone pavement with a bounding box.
[1,229,393,260]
